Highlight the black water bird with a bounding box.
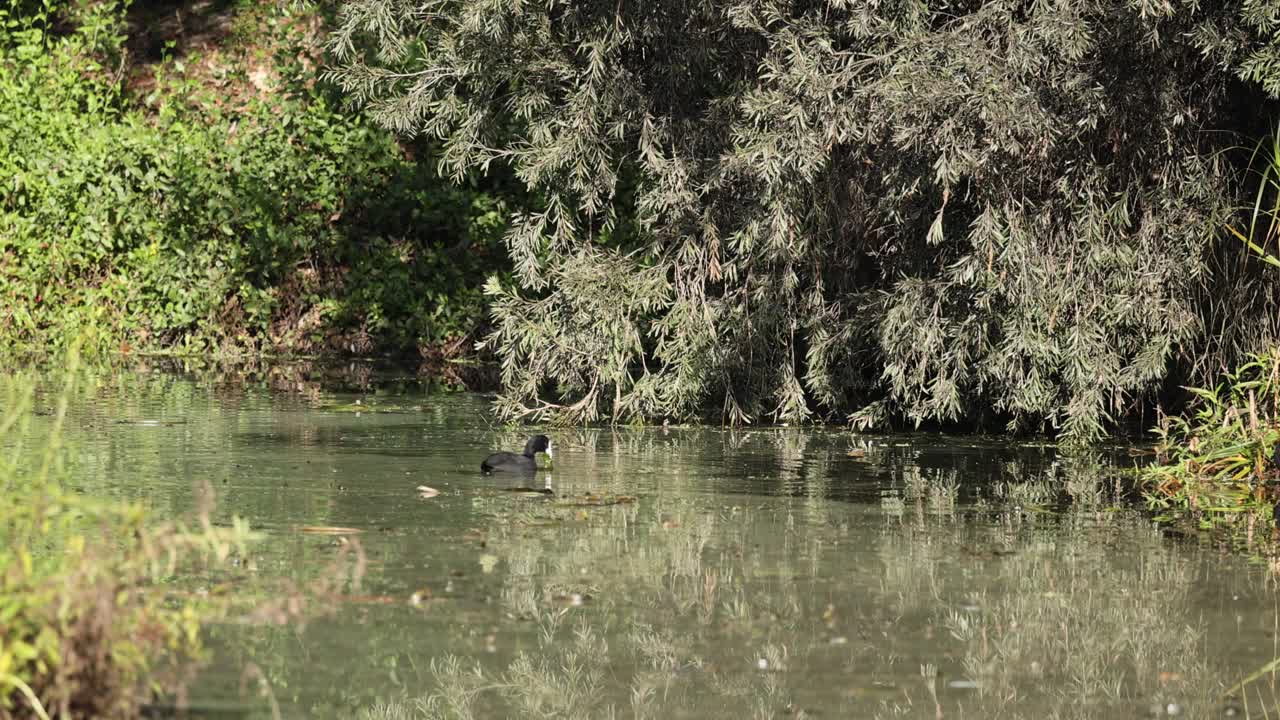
[480,435,553,473]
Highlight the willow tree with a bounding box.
[327,0,1280,439]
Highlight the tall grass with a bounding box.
[1227,126,1280,270]
[1137,127,1280,522]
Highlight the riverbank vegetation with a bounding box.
[12,0,1280,441]
[0,0,514,368]
[1139,128,1280,523]
[328,0,1280,441]
[1139,351,1280,523]
[19,1,1280,709]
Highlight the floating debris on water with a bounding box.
[295,526,364,535]
[499,486,555,496]
[557,494,638,507]
[317,402,425,414]
[552,592,588,607]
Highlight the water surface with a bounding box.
[51,372,1280,718]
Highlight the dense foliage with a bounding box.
[0,0,511,363]
[329,0,1280,439]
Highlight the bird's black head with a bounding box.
[524,434,552,458]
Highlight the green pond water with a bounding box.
[49,371,1280,718]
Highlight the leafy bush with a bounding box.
[0,0,511,363]
[0,349,255,718]
[328,0,1280,439]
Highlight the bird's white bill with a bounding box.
[545,446,553,459]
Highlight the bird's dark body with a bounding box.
[479,435,551,473]
[480,451,531,473]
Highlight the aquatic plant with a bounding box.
[1138,123,1280,522]
[1139,351,1280,519]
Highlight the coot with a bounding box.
[481,435,552,473]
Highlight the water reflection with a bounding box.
[356,499,1238,719]
[25,374,1280,718]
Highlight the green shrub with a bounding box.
[0,0,510,362]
